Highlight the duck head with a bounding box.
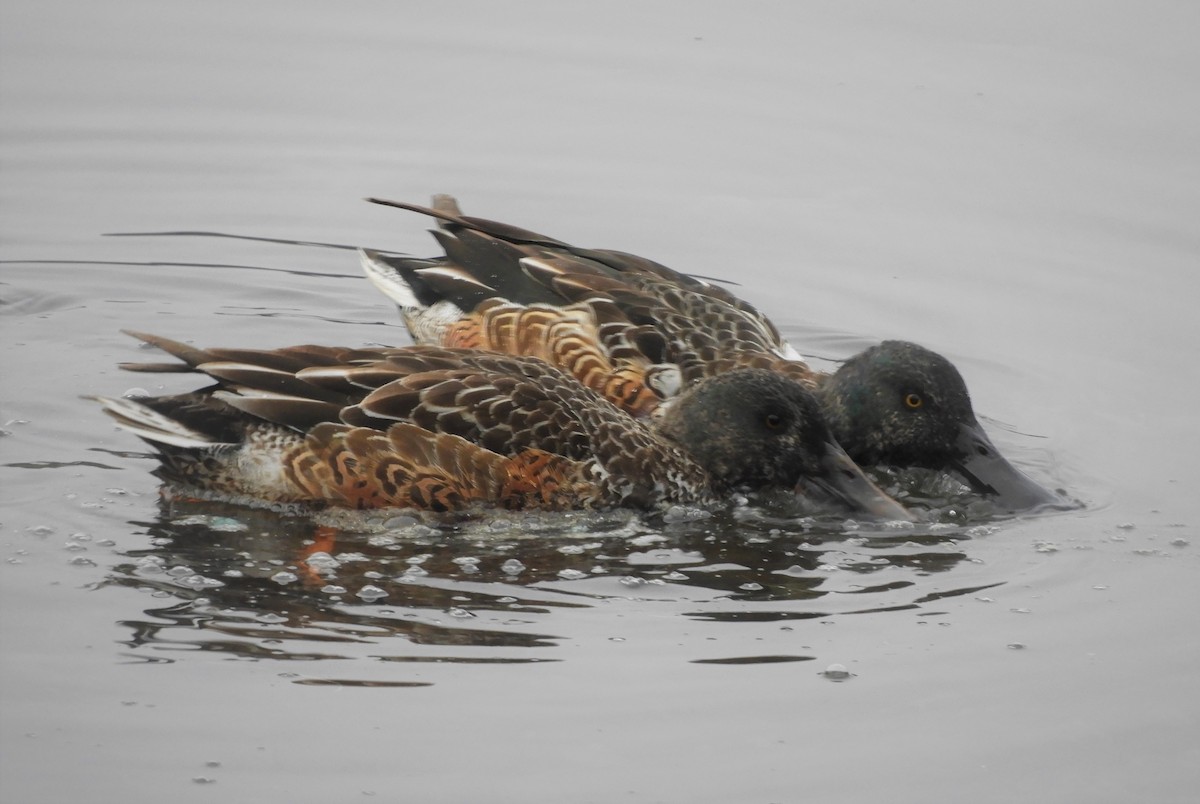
[818,341,1060,511]
[657,368,912,520]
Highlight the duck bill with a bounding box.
[803,441,914,521]
[950,421,1060,511]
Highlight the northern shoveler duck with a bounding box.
[94,332,910,518]
[361,195,1061,512]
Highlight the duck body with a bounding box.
[362,196,1060,511]
[96,333,908,518]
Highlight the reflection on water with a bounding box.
[102,478,1019,677]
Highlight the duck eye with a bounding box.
[764,413,785,430]
[904,393,923,409]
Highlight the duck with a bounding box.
[94,332,911,519]
[360,195,1061,512]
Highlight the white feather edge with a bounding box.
[90,396,217,448]
[359,248,424,308]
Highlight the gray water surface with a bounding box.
[3,2,1199,802]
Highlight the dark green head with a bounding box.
[658,368,911,519]
[818,341,1059,511]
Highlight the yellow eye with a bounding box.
[904,393,923,409]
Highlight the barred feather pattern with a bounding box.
[362,198,819,418]
[109,334,718,511]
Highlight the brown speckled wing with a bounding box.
[369,199,819,414]
[122,334,715,510]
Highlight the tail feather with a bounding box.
[90,396,218,449]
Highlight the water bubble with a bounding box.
[1170,538,1190,547]
[557,544,585,555]
[68,556,97,567]
[222,570,244,578]
[191,777,217,785]
[270,571,299,585]
[166,565,193,577]
[662,571,688,581]
[822,663,852,681]
[739,582,764,591]
[557,569,587,581]
[1034,541,1059,553]
[255,613,287,624]
[321,584,347,595]
[452,556,480,566]
[356,585,388,602]
[305,552,339,569]
[619,575,645,587]
[447,607,474,619]
[663,506,713,523]
[500,559,525,575]
[1007,643,1027,650]
[367,534,397,547]
[26,525,55,537]
[1117,523,1136,530]
[177,574,224,590]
